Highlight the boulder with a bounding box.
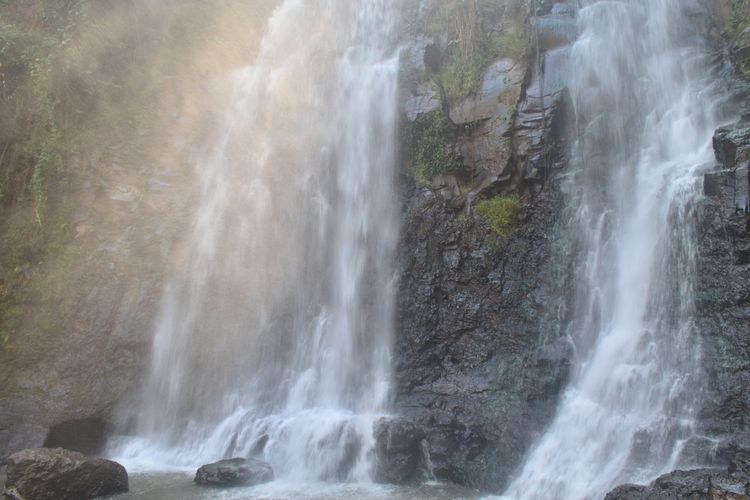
[449,58,525,125]
[373,418,428,485]
[194,457,274,487]
[3,448,128,500]
[713,125,750,170]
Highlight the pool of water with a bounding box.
[104,473,498,500]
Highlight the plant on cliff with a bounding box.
[0,0,249,350]
[410,109,464,184]
[475,194,520,238]
[731,0,750,39]
[0,14,71,215]
[423,0,528,103]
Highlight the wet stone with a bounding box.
[194,458,274,487]
[3,448,128,500]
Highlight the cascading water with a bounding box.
[504,1,725,498]
[110,0,401,482]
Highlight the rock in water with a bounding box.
[3,448,128,500]
[373,418,427,485]
[194,458,274,487]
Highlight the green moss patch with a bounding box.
[410,110,464,184]
[475,195,520,238]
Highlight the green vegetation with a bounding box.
[727,0,750,77]
[0,0,278,349]
[423,0,528,103]
[410,110,464,184]
[0,2,79,215]
[730,0,750,39]
[439,29,527,103]
[0,0,247,216]
[475,195,520,238]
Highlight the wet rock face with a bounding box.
[194,458,274,487]
[605,456,750,499]
[695,120,750,445]
[515,4,574,186]
[394,181,572,490]
[3,448,128,500]
[393,1,575,491]
[373,418,429,485]
[713,124,750,170]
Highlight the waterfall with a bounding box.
[504,1,724,498]
[110,0,401,482]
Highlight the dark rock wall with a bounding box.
[394,182,571,489]
[394,0,750,492]
[393,0,576,490]
[696,122,750,449]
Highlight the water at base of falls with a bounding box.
[109,0,402,483]
[104,473,488,500]
[504,1,727,499]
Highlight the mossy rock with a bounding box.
[475,195,520,238]
[410,110,464,184]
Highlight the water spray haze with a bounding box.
[109,0,403,483]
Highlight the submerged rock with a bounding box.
[3,448,128,500]
[194,458,274,487]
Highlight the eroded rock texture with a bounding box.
[605,455,750,500]
[393,1,575,490]
[695,120,750,455]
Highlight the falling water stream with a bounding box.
[104,0,731,499]
[504,1,724,499]
[110,0,402,486]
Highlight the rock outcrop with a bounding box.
[2,448,128,500]
[194,458,274,487]
[373,418,429,485]
[694,118,750,457]
[394,183,571,490]
[392,1,575,491]
[605,456,750,499]
[0,3,275,460]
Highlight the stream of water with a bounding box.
[109,0,401,484]
[104,1,730,498]
[504,1,725,498]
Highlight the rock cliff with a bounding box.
[392,0,575,490]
